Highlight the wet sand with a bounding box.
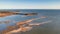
[0,17,51,34]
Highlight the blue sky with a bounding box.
[0,0,60,9]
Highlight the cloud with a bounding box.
[0,3,60,9]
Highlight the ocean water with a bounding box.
[0,9,60,34]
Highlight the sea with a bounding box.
[0,9,60,34]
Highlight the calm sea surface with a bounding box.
[0,9,60,34]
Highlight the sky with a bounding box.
[0,0,60,9]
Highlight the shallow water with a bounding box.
[0,9,60,34]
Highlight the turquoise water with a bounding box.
[0,9,60,34]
